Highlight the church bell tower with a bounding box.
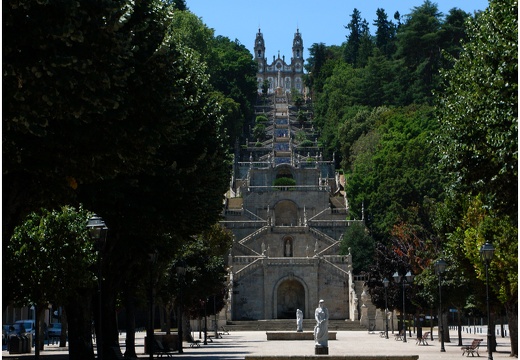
[254,28,266,73]
[292,28,304,74]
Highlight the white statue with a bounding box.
[296,309,303,332]
[314,299,329,347]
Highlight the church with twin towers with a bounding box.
[254,28,305,94]
[217,29,385,330]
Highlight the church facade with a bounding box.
[254,28,305,94]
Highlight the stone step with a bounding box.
[224,319,367,332]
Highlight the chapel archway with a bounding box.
[274,200,298,226]
[276,279,305,319]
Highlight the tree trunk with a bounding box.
[60,309,68,347]
[123,290,137,359]
[183,314,193,342]
[65,290,95,360]
[102,282,124,360]
[456,307,463,346]
[491,314,497,352]
[38,305,47,351]
[506,302,518,357]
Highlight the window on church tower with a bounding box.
[296,50,300,58]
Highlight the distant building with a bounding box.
[254,28,304,94]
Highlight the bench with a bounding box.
[188,339,201,348]
[154,339,174,358]
[415,331,431,345]
[462,339,483,357]
[220,326,230,335]
[394,329,405,341]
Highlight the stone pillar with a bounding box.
[360,304,369,328]
[375,309,384,331]
[360,289,369,327]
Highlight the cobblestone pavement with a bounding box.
[2,330,513,359]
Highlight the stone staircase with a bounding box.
[224,319,367,331]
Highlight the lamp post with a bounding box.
[393,271,414,343]
[383,278,389,339]
[434,259,447,352]
[148,251,158,360]
[480,242,495,360]
[176,265,186,353]
[87,215,108,360]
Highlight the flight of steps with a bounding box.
[224,319,367,331]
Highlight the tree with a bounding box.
[339,222,375,273]
[344,8,363,65]
[305,42,329,95]
[439,8,472,63]
[168,11,257,147]
[5,2,235,358]
[395,0,444,103]
[76,37,232,358]
[356,19,374,68]
[436,0,517,355]
[373,8,397,58]
[7,206,96,359]
[345,105,445,242]
[3,0,149,244]
[162,225,233,334]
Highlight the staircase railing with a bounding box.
[234,257,263,281]
[239,225,270,245]
[309,227,338,246]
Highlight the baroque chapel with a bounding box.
[254,28,305,94]
[220,30,379,326]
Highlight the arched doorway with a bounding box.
[276,279,305,319]
[274,200,298,226]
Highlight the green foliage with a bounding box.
[6,206,95,307]
[297,110,308,125]
[449,195,518,305]
[253,123,266,140]
[256,115,268,123]
[298,140,314,148]
[295,130,307,143]
[273,177,296,187]
[343,8,363,65]
[436,0,518,216]
[339,222,375,273]
[167,11,257,147]
[434,1,517,352]
[346,105,445,241]
[434,4,518,348]
[374,8,397,58]
[164,224,233,317]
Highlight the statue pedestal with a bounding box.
[315,346,328,355]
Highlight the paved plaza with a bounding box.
[2,329,513,360]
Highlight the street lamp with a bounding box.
[480,242,495,360]
[176,265,186,353]
[393,270,414,343]
[148,250,158,360]
[434,259,447,352]
[87,215,108,360]
[383,278,389,339]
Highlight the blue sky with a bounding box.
[187,1,489,61]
